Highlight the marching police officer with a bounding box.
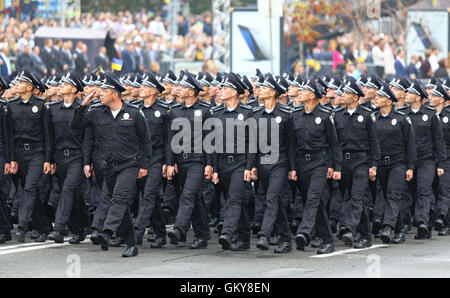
[71,72,152,257]
[334,77,381,249]
[289,79,342,254]
[404,79,446,239]
[373,81,417,244]
[213,73,256,251]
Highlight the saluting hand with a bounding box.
[81,90,96,107]
[43,162,51,175]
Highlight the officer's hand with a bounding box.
[84,165,92,178]
[406,169,413,181]
[138,169,148,179]
[251,168,258,181]
[333,171,342,181]
[167,166,175,181]
[212,172,219,185]
[10,161,18,174]
[81,90,96,107]
[288,171,297,182]
[51,164,57,175]
[162,164,167,178]
[369,168,377,181]
[4,163,10,175]
[244,170,252,182]
[204,165,213,180]
[43,162,51,174]
[327,168,334,179]
[437,168,445,177]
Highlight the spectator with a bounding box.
[150,61,161,74]
[332,42,345,75]
[372,37,385,78]
[31,46,47,76]
[40,38,56,75]
[420,50,433,79]
[95,46,110,70]
[16,45,34,73]
[53,38,67,73]
[74,42,89,76]
[62,40,74,69]
[203,14,213,37]
[121,41,136,75]
[149,15,166,36]
[429,45,439,73]
[434,59,448,79]
[384,42,396,81]
[133,36,144,73]
[17,29,34,53]
[408,54,420,79]
[394,49,408,77]
[0,45,12,79]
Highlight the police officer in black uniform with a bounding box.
[213,73,256,251]
[373,81,417,244]
[71,72,152,257]
[289,79,342,254]
[334,77,381,249]
[428,81,450,236]
[253,74,293,253]
[166,72,212,249]
[7,69,53,243]
[404,79,447,239]
[46,70,87,244]
[133,71,169,248]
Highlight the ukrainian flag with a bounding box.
[111,58,123,71]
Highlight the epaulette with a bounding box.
[240,104,252,110]
[320,104,333,112]
[252,106,263,113]
[291,105,304,113]
[199,99,212,107]
[318,106,331,114]
[8,97,19,103]
[445,105,450,113]
[396,105,409,111]
[0,99,6,104]
[333,107,344,113]
[360,106,373,113]
[157,98,168,105]
[278,106,292,114]
[34,96,46,102]
[425,105,436,111]
[198,100,211,108]
[124,102,141,109]
[171,103,182,109]
[212,105,224,113]
[88,102,104,112]
[394,110,405,116]
[45,100,61,109]
[157,100,170,110]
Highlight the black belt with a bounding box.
[218,154,246,163]
[16,141,43,151]
[177,153,204,160]
[381,154,403,164]
[297,151,326,162]
[343,151,368,160]
[55,149,83,158]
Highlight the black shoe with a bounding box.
[9,211,18,225]
[150,237,167,248]
[379,226,393,244]
[90,229,101,245]
[372,219,382,236]
[269,235,280,246]
[162,207,172,223]
[252,222,261,235]
[189,238,208,249]
[274,241,292,254]
[218,234,232,250]
[98,233,111,251]
[290,219,300,235]
[35,233,47,243]
[168,228,181,245]
[337,226,347,240]
[48,231,64,243]
[438,228,449,236]
[30,229,39,240]
[180,232,187,242]
[63,225,70,237]
[311,238,323,248]
[415,224,428,239]
[0,233,12,244]
[295,233,309,251]
[122,245,138,257]
[256,236,270,250]
[147,233,157,242]
[15,229,26,243]
[354,238,372,249]
[230,240,250,251]
[391,232,406,244]
[434,218,445,231]
[214,221,224,234]
[110,236,124,247]
[69,234,85,245]
[330,220,338,234]
[317,243,335,254]
[342,232,354,247]
[404,224,412,233]
[208,217,219,227]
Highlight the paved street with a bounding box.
[1,227,450,278]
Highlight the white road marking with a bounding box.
[0,239,91,256]
[310,244,389,258]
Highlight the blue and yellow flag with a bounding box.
[111,58,123,71]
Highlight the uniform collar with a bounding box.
[224,103,240,113]
[19,95,35,105]
[182,100,198,109]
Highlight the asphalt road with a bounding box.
[1,227,450,278]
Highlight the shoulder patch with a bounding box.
[88,102,104,112]
[361,106,372,113]
[334,107,344,113]
[278,106,292,114]
[240,104,252,110]
[34,96,46,102]
[394,110,405,116]
[252,106,263,113]
[156,101,170,110]
[8,97,19,103]
[291,105,304,113]
[371,112,377,122]
[318,106,331,114]
[425,105,436,111]
[199,100,212,108]
[212,105,224,113]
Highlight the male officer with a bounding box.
[134,72,169,248]
[389,77,411,111]
[214,73,256,251]
[334,77,380,249]
[166,72,212,249]
[47,70,88,244]
[373,81,417,244]
[404,79,446,239]
[361,74,381,111]
[6,69,53,242]
[71,72,152,257]
[289,79,342,254]
[253,74,292,253]
[160,70,178,107]
[428,81,450,236]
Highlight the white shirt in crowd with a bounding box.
[372,45,384,67]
